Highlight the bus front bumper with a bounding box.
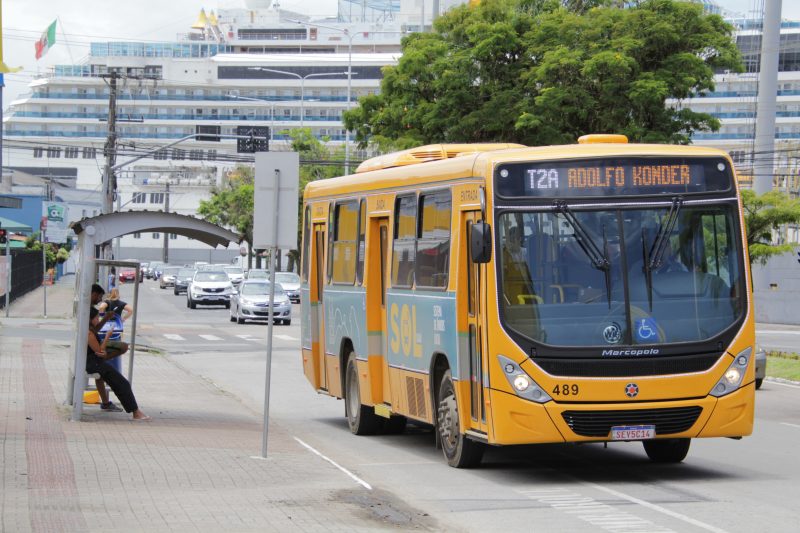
[488,384,754,445]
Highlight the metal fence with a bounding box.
[0,249,44,309]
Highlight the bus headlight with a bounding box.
[710,347,751,397]
[498,355,552,404]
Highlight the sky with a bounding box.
[2,0,800,106]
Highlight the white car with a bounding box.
[230,280,292,324]
[223,266,245,286]
[274,272,301,303]
[187,271,234,309]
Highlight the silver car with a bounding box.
[187,271,234,309]
[274,272,301,303]
[230,280,292,325]
[755,345,767,390]
[159,266,180,289]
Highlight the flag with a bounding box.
[35,20,57,60]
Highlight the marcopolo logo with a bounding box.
[602,348,660,356]
[47,204,65,222]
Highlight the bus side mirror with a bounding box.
[471,222,492,264]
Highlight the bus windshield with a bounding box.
[498,204,745,348]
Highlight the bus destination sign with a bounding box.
[495,157,732,198]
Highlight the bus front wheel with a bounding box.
[643,438,691,463]
[345,353,382,435]
[436,370,484,468]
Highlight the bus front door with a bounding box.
[461,211,487,433]
[311,224,328,391]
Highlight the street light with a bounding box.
[225,93,296,142]
[247,67,349,128]
[287,20,410,175]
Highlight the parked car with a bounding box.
[229,280,292,325]
[159,266,180,289]
[244,269,269,280]
[119,268,137,283]
[223,266,245,286]
[173,268,197,295]
[187,271,234,309]
[274,272,301,303]
[755,345,767,390]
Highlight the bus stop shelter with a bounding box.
[67,211,240,421]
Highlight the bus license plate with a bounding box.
[610,425,655,441]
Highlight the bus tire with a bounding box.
[345,353,381,435]
[643,438,691,463]
[436,370,484,468]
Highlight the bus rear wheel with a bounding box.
[436,370,484,468]
[345,352,382,435]
[643,438,691,463]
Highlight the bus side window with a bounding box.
[392,195,417,288]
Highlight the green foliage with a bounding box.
[740,189,800,265]
[23,232,61,268]
[344,0,741,148]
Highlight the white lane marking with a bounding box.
[521,488,673,533]
[275,334,298,341]
[236,334,261,342]
[756,330,800,335]
[781,422,800,429]
[198,334,223,341]
[163,334,186,341]
[768,380,800,390]
[293,437,371,490]
[584,481,731,533]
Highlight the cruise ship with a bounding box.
[2,0,440,263]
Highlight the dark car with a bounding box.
[173,268,197,295]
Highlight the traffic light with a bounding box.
[0,228,7,244]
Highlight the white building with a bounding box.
[2,1,414,262]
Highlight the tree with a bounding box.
[740,189,800,265]
[344,0,741,148]
[197,166,254,267]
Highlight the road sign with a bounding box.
[253,152,299,250]
[236,125,269,153]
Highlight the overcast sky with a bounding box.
[2,0,800,107]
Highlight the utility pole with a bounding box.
[753,0,783,194]
[100,72,119,286]
[162,181,170,263]
[102,72,119,214]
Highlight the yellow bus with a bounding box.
[299,135,755,468]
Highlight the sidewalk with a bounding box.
[0,281,422,532]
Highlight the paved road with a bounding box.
[755,324,800,353]
[122,281,800,532]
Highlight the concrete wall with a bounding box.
[118,246,239,266]
[752,247,800,324]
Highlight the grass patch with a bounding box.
[766,355,800,382]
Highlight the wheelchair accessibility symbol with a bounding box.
[634,318,659,343]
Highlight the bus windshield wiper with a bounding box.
[555,201,612,308]
[642,197,683,310]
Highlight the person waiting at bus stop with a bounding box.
[89,284,148,419]
[87,305,149,420]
